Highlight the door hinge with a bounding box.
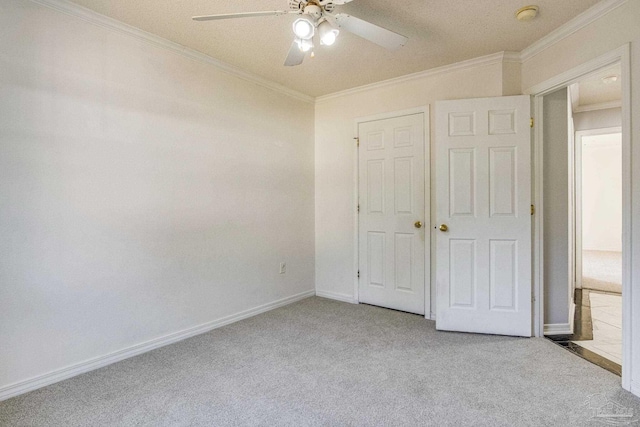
[357,204,360,213]
[531,204,535,215]
[357,270,360,279]
[530,117,534,128]
[354,137,360,147]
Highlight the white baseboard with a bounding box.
[568,302,576,334]
[0,289,315,402]
[315,290,358,304]
[544,323,573,335]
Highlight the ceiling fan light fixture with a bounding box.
[515,5,539,21]
[318,20,339,46]
[296,38,314,52]
[293,18,315,39]
[194,1,409,67]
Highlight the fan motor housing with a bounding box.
[304,4,323,19]
[290,0,334,13]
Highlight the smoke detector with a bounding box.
[516,5,539,21]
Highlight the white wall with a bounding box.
[3,0,640,402]
[574,107,622,131]
[521,0,640,394]
[582,133,623,252]
[0,1,315,394]
[314,58,508,314]
[542,88,570,326]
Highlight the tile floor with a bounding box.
[574,292,622,365]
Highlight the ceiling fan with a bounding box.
[193,0,408,67]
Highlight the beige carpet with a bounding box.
[2,297,639,426]
[582,250,622,294]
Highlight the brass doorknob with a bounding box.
[439,224,449,232]
[414,221,423,229]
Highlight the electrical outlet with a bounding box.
[279,262,286,274]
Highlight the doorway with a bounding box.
[541,62,625,375]
[572,127,623,369]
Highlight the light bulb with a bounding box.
[293,18,314,40]
[296,38,314,52]
[318,20,339,46]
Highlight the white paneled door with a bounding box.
[435,96,532,336]
[358,113,426,315]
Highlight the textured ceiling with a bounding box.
[577,64,622,107]
[66,0,602,97]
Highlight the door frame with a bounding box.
[574,126,623,290]
[353,106,432,318]
[525,44,632,390]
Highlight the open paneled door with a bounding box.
[435,96,532,337]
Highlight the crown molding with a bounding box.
[502,51,523,64]
[318,0,626,102]
[29,0,315,104]
[316,52,515,104]
[28,0,627,104]
[523,44,627,95]
[574,100,622,113]
[519,0,628,63]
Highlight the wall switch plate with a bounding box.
[279,262,286,274]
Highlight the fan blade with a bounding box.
[332,13,407,50]
[284,41,305,67]
[193,10,296,21]
[331,0,356,4]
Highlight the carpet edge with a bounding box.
[0,289,315,402]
